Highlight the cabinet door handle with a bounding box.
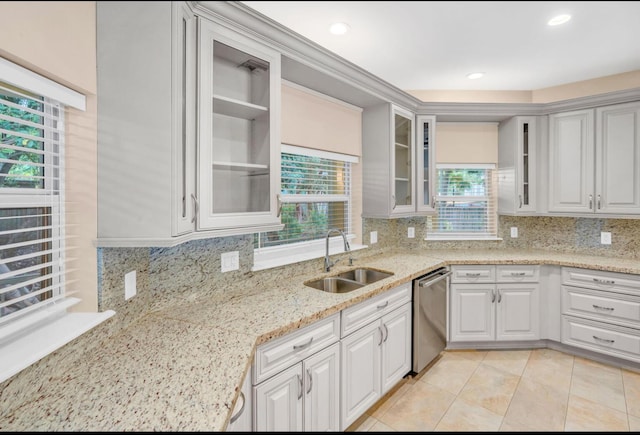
[229,391,245,424]
[306,369,313,394]
[377,300,389,310]
[491,290,496,303]
[597,194,602,210]
[592,304,614,312]
[276,193,283,218]
[293,337,313,351]
[589,194,593,210]
[518,194,523,208]
[297,374,303,400]
[497,289,502,303]
[593,335,615,344]
[593,278,615,285]
[191,194,199,224]
[382,324,389,342]
[378,326,383,346]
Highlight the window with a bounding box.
[426,164,498,240]
[253,145,358,270]
[0,82,64,323]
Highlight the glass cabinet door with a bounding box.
[517,117,536,213]
[416,115,436,213]
[392,106,415,213]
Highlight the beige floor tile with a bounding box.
[457,363,520,416]
[435,397,503,432]
[501,377,569,431]
[369,379,413,419]
[571,357,626,413]
[420,351,481,395]
[628,414,640,431]
[346,415,377,432]
[522,348,574,392]
[565,394,629,431]
[623,369,640,418]
[446,349,488,362]
[369,420,396,431]
[482,349,531,376]
[377,380,456,431]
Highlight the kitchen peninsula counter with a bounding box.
[2,248,640,431]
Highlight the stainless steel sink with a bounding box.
[304,276,365,293]
[336,268,394,285]
[305,268,394,293]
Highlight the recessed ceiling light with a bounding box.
[466,72,484,80]
[548,14,571,26]
[329,22,350,35]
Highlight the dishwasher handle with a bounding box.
[418,270,452,287]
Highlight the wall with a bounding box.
[0,1,98,312]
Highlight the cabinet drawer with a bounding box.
[450,265,495,283]
[562,285,640,328]
[562,267,640,296]
[253,312,340,385]
[341,283,411,338]
[562,315,640,363]
[496,265,539,283]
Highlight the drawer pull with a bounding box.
[293,337,314,351]
[593,335,615,344]
[592,304,615,312]
[465,272,481,277]
[377,300,389,310]
[510,272,526,276]
[229,392,245,424]
[593,278,615,285]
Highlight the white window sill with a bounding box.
[253,236,368,271]
[0,298,115,383]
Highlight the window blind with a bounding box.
[0,81,65,325]
[255,148,351,249]
[427,164,498,239]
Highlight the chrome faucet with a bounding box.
[324,228,351,272]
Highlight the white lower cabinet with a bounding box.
[252,313,340,432]
[449,265,540,343]
[254,342,340,431]
[561,267,640,364]
[340,301,412,430]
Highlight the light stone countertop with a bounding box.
[2,248,640,431]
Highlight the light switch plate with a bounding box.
[370,231,378,244]
[601,231,612,245]
[125,270,136,300]
[408,227,415,238]
[221,251,240,272]
[510,227,518,238]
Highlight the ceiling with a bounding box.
[240,1,640,92]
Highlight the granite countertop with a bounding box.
[3,248,640,431]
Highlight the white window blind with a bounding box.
[255,146,352,249]
[426,164,498,240]
[0,81,65,325]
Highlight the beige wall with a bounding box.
[407,70,640,104]
[436,122,498,164]
[0,1,98,312]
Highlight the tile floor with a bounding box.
[347,348,640,432]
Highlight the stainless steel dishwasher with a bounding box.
[412,266,451,374]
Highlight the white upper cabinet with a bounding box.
[416,115,437,213]
[498,116,538,215]
[96,1,197,246]
[197,18,283,233]
[548,101,640,216]
[363,103,436,218]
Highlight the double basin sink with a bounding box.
[305,268,394,293]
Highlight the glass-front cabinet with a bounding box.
[392,106,415,213]
[416,115,436,213]
[197,18,283,233]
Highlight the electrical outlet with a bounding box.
[510,227,518,238]
[370,231,378,244]
[601,231,612,245]
[221,251,240,272]
[408,227,415,238]
[125,270,136,300]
